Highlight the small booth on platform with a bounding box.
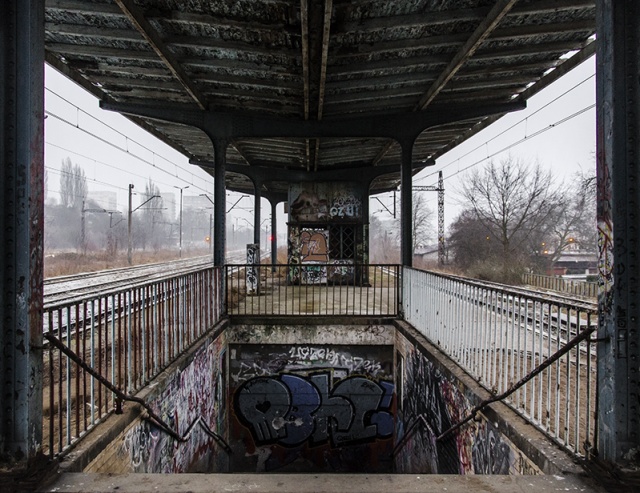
[286,182,368,285]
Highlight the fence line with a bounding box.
[403,267,598,459]
[523,272,597,299]
[42,267,223,458]
[226,263,399,317]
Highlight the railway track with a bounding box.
[43,250,259,308]
[44,256,214,307]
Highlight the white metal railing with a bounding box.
[523,272,597,299]
[402,267,598,459]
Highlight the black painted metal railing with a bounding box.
[225,263,400,317]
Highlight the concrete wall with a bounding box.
[394,324,542,475]
[84,329,229,474]
[228,324,394,472]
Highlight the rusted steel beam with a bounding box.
[0,0,45,466]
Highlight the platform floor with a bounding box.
[41,472,606,493]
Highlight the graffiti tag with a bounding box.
[235,372,393,448]
[287,346,383,376]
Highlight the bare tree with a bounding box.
[552,171,596,253]
[390,192,434,252]
[59,157,87,209]
[369,191,433,263]
[369,214,399,263]
[459,156,561,282]
[411,192,435,252]
[448,209,497,272]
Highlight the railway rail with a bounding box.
[44,256,213,307]
[43,250,260,307]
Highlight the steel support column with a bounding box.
[253,181,262,246]
[213,139,228,267]
[400,140,415,267]
[270,200,278,268]
[361,184,370,285]
[596,0,640,464]
[0,0,45,464]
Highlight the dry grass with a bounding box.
[44,249,211,279]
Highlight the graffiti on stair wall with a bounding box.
[120,333,228,473]
[235,373,393,447]
[229,343,394,472]
[394,332,541,475]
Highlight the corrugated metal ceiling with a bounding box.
[44,0,596,195]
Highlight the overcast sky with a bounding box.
[373,55,596,232]
[44,54,595,242]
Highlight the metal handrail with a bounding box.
[42,266,224,458]
[402,266,598,459]
[225,263,400,317]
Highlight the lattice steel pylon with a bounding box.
[413,171,445,265]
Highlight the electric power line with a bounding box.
[45,139,212,198]
[417,102,595,188]
[415,73,595,184]
[45,87,208,183]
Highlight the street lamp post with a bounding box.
[260,216,270,253]
[174,185,189,258]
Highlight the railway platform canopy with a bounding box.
[43,0,597,266]
[44,0,596,194]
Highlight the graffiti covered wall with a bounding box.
[288,182,366,279]
[394,330,541,475]
[229,343,394,472]
[119,331,228,473]
[289,182,363,223]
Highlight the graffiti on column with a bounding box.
[596,135,614,311]
[287,183,364,280]
[234,372,393,448]
[289,229,328,284]
[290,189,329,222]
[289,183,362,223]
[300,230,329,262]
[330,190,362,219]
[396,342,540,475]
[246,244,260,295]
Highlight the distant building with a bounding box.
[549,251,597,276]
[89,191,117,210]
[160,192,176,221]
[414,244,440,262]
[183,194,213,212]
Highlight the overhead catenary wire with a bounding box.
[417,102,595,190]
[44,122,212,196]
[45,141,205,199]
[46,163,237,212]
[45,87,208,183]
[414,73,595,185]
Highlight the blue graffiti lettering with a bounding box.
[234,372,394,448]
